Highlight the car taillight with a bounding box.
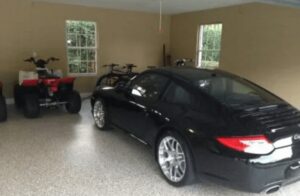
[216,135,274,155]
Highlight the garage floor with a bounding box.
[0,100,299,196]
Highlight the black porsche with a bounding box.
[91,67,300,193]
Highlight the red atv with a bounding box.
[14,57,81,118]
[0,81,7,122]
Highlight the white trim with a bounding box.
[196,25,204,68]
[6,98,14,105]
[68,73,97,77]
[80,92,93,99]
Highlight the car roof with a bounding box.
[149,67,235,83]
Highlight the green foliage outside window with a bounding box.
[66,20,97,74]
[199,24,222,69]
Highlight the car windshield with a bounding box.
[195,76,282,108]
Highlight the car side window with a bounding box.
[130,73,169,103]
[163,82,194,106]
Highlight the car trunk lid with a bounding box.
[234,103,300,147]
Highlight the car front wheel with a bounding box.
[93,99,109,130]
[157,131,195,186]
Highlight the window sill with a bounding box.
[68,73,98,77]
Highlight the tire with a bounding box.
[0,95,7,122]
[65,91,81,114]
[92,98,109,130]
[156,131,195,187]
[14,84,23,108]
[23,94,40,118]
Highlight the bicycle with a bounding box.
[96,64,139,87]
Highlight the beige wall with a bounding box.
[171,3,300,108]
[0,0,170,97]
[2,1,300,108]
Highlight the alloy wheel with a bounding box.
[93,100,105,128]
[158,136,187,183]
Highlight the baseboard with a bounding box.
[5,92,92,105]
[6,98,14,105]
[80,92,93,99]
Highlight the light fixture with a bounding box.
[159,0,162,32]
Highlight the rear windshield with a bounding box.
[195,76,282,108]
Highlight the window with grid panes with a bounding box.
[66,20,97,75]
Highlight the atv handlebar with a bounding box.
[24,57,59,63]
[24,57,60,68]
[47,57,60,62]
[24,57,35,63]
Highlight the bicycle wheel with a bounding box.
[96,74,120,87]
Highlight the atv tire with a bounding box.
[23,94,40,118]
[14,84,23,108]
[66,91,81,114]
[0,95,7,122]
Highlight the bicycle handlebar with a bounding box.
[103,64,120,68]
[125,64,137,68]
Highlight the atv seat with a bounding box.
[19,71,38,85]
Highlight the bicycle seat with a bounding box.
[103,64,119,68]
[125,64,137,68]
[147,66,157,69]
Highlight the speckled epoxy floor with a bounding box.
[0,100,299,196]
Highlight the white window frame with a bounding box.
[197,23,222,69]
[66,20,98,76]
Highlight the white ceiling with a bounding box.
[33,0,300,14]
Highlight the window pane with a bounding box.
[198,24,222,69]
[196,76,281,108]
[202,51,208,62]
[81,49,88,61]
[67,49,80,62]
[87,35,96,47]
[88,62,96,73]
[88,49,96,61]
[67,34,77,47]
[79,35,87,47]
[164,83,194,105]
[86,23,95,34]
[131,74,169,103]
[67,21,77,33]
[79,62,87,73]
[69,62,80,73]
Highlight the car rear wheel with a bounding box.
[24,94,40,118]
[157,131,195,186]
[0,95,7,122]
[93,99,109,130]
